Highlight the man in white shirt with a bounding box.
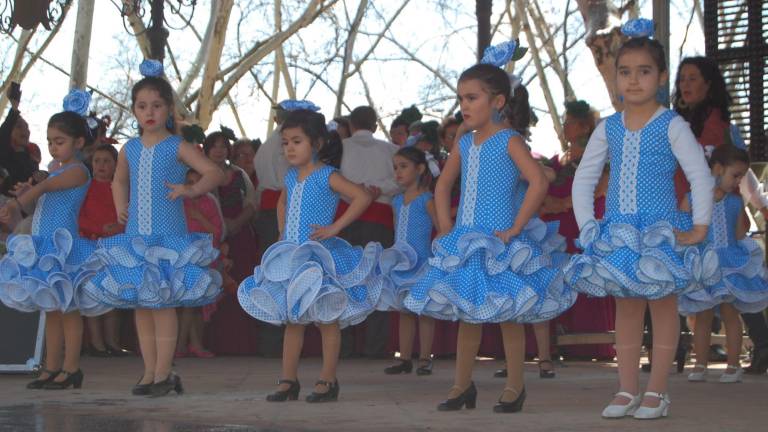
[339,106,399,358]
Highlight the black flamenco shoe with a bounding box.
[493,368,507,378]
[106,345,133,357]
[416,358,433,376]
[26,369,61,389]
[437,382,477,411]
[266,379,301,402]
[132,377,153,396]
[744,348,768,375]
[305,380,339,403]
[384,359,413,375]
[538,360,556,379]
[43,369,84,390]
[150,373,184,397]
[493,387,526,413]
[89,347,112,358]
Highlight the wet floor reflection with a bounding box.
[0,404,282,432]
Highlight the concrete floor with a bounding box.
[0,356,765,431]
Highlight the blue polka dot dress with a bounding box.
[0,163,109,316]
[376,191,433,311]
[403,129,576,323]
[238,165,383,328]
[680,193,768,314]
[565,111,714,299]
[82,136,222,308]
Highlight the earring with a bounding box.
[618,95,624,103]
[131,120,139,130]
[492,108,503,124]
[166,115,175,130]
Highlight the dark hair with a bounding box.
[709,144,750,168]
[416,120,441,158]
[333,117,350,135]
[48,111,94,147]
[391,105,423,131]
[233,138,258,158]
[438,116,462,140]
[91,143,118,162]
[131,76,176,134]
[458,63,511,108]
[281,109,329,151]
[395,146,433,190]
[202,131,233,159]
[672,56,731,138]
[504,84,532,136]
[349,106,378,131]
[318,132,343,168]
[616,37,667,73]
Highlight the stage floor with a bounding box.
[0,356,764,431]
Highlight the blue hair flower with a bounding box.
[139,59,164,77]
[480,40,527,67]
[621,18,655,38]
[404,134,421,148]
[327,120,339,132]
[278,99,320,112]
[62,88,91,116]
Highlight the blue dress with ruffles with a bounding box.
[0,163,109,316]
[82,135,222,308]
[377,191,433,311]
[679,193,768,314]
[237,165,382,328]
[564,110,715,299]
[403,129,576,323]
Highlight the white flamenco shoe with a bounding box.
[633,392,670,419]
[687,364,707,382]
[718,366,743,383]
[601,391,641,418]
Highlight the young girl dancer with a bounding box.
[404,40,576,413]
[381,146,437,376]
[83,60,225,396]
[680,145,768,383]
[566,19,715,419]
[238,109,382,403]
[0,90,110,389]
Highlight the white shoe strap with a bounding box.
[615,391,638,400]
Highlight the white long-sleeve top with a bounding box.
[573,107,714,228]
[252,128,289,192]
[340,130,399,204]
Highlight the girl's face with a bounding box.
[457,79,505,131]
[393,154,423,188]
[390,125,408,147]
[234,145,255,171]
[11,117,30,150]
[616,49,668,106]
[186,171,202,186]
[207,138,229,164]
[415,139,433,154]
[678,64,710,107]
[714,161,748,193]
[337,124,351,140]
[441,123,459,153]
[281,127,315,167]
[46,126,83,164]
[91,150,116,182]
[132,88,171,134]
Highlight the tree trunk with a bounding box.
[122,0,151,58]
[476,0,493,60]
[196,0,234,129]
[177,1,218,101]
[267,0,284,135]
[69,0,95,90]
[334,0,368,118]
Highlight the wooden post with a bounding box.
[69,0,95,89]
[653,0,670,106]
[477,0,492,60]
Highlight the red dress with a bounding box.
[78,179,124,239]
[674,108,729,202]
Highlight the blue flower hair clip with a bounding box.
[62,88,92,116]
[277,99,320,112]
[404,134,421,148]
[327,120,339,132]
[621,18,655,38]
[139,59,164,77]
[480,39,528,68]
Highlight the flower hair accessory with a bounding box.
[139,59,164,77]
[278,99,320,112]
[480,39,528,68]
[220,125,237,141]
[424,152,441,178]
[621,18,655,38]
[404,134,420,148]
[327,120,338,132]
[62,89,92,116]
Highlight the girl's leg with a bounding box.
[499,322,525,402]
[42,311,64,378]
[317,323,341,392]
[188,308,207,351]
[86,315,106,351]
[176,308,191,352]
[55,311,83,382]
[276,324,306,391]
[134,309,157,385]
[418,316,435,361]
[151,308,178,382]
[719,304,744,368]
[398,312,416,360]
[449,322,482,397]
[644,295,680,407]
[103,310,122,350]
[533,321,553,373]
[610,298,646,405]
[692,309,715,369]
